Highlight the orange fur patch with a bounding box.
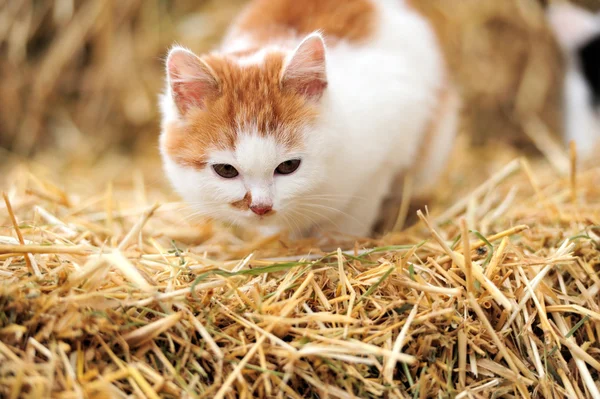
[163,52,319,168]
[231,192,252,210]
[232,0,376,45]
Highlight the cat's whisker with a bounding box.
[289,200,364,230]
[182,208,227,223]
[291,205,342,232]
[299,194,369,202]
[280,212,302,239]
[286,208,318,237]
[226,216,240,231]
[183,208,221,218]
[297,201,366,227]
[176,202,224,213]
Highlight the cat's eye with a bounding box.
[213,164,239,178]
[275,159,301,175]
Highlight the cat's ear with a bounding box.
[548,3,600,50]
[281,33,327,100]
[166,46,219,115]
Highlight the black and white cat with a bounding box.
[548,3,600,161]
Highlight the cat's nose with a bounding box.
[250,204,272,216]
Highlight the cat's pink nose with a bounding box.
[250,204,272,216]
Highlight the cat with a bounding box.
[548,2,600,161]
[159,0,459,238]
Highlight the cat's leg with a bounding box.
[333,175,395,238]
[412,84,461,198]
[372,84,460,235]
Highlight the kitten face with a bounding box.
[160,34,329,234]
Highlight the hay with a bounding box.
[2,0,600,397]
[0,0,245,156]
[1,140,600,398]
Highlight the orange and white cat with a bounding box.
[160,0,459,238]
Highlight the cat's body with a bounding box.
[160,0,458,238]
[548,3,600,161]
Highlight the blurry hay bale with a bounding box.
[412,0,565,148]
[0,0,246,158]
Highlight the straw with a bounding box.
[2,148,597,398]
[2,0,600,397]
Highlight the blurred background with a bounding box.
[0,0,598,175]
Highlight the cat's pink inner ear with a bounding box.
[281,34,328,100]
[167,48,218,114]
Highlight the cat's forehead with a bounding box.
[233,133,282,175]
[204,52,319,134]
[163,52,315,169]
[235,130,280,163]
[206,51,283,86]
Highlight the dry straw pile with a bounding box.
[2,0,600,398]
[1,145,600,398]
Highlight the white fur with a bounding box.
[548,3,600,162]
[221,34,256,53]
[160,0,458,237]
[547,3,600,51]
[563,68,600,160]
[235,48,271,66]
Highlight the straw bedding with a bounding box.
[2,0,600,398]
[1,141,600,398]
